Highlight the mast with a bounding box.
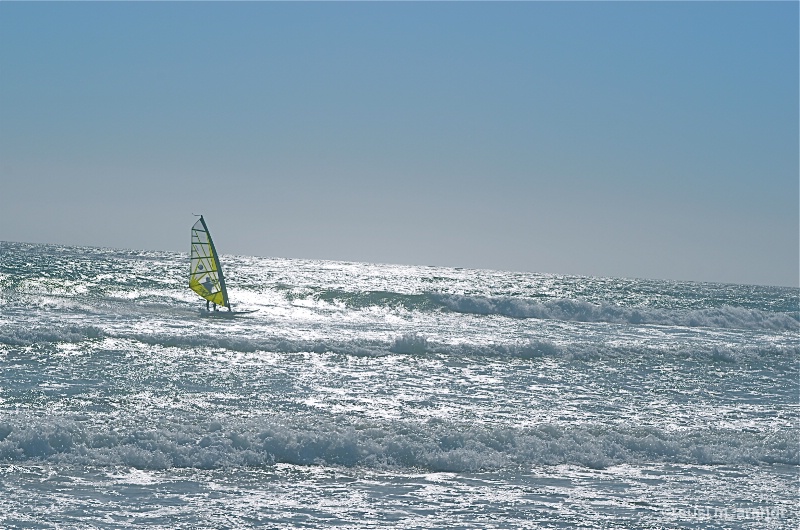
[198,216,230,308]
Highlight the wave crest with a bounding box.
[0,324,104,346]
[433,294,799,331]
[0,416,795,472]
[300,289,798,331]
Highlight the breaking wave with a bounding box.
[0,324,104,346]
[0,414,795,472]
[305,289,799,331]
[433,294,800,331]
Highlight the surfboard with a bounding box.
[199,309,258,318]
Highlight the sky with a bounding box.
[1,2,798,287]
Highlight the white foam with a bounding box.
[389,333,429,355]
[0,415,795,472]
[0,324,104,346]
[433,294,799,331]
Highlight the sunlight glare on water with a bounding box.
[0,242,797,528]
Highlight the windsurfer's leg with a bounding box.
[206,300,209,310]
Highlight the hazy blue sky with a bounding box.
[1,2,797,286]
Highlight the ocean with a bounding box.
[0,241,797,529]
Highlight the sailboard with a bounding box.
[189,215,256,316]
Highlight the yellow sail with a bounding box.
[189,216,229,308]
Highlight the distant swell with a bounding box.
[94,329,800,364]
[1,326,796,364]
[0,415,795,472]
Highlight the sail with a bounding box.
[189,216,229,308]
